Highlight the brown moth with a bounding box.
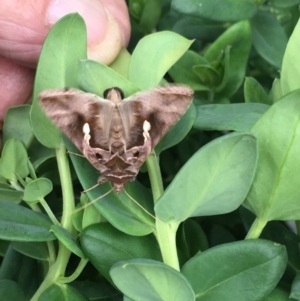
[39,85,194,193]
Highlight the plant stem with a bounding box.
[146,151,180,270]
[59,258,89,283]
[39,197,60,226]
[146,151,164,204]
[245,216,268,239]
[30,143,75,301]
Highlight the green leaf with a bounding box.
[23,178,53,203]
[109,48,132,78]
[251,11,288,69]
[171,0,257,22]
[0,184,23,203]
[270,0,300,8]
[244,90,300,221]
[71,281,121,300]
[0,138,29,182]
[193,64,221,88]
[182,240,287,301]
[129,31,193,89]
[155,133,257,223]
[65,137,155,236]
[78,59,139,97]
[269,78,282,103]
[110,259,195,301]
[205,21,252,98]
[51,225,85,258]
[11,241,49,261]
[129,0,144,19]
[172,17,225,41]
[194,103,269,132]
[261,221,300,275]
[155,104,196,154]
[281,18,300,95]
[80,223,162,283]
[0,245,23,279]
[177,219,209,263]
[209,225,236,246]
[3,105,33,149]
[244,77,270,104]
[168,50,210,91]
[0,201,55,241]
[291,271,300,300]
[81,193,103,229]
[263,288,291,301]
[139,0,162,32]
[39,283,89,301]
[0,280,25,301]
[31,13,87,148]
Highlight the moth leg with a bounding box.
[67,150,85,158]
[143,120,151,140]
[83,123,91,144]
[82,182,100,192]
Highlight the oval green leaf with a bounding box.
[31,13,87,148]
[39,283,89,301]
[78,59,139,97]
[263,288,291,301]
[245,89,300,221]
[11,241,49,261]
[3,105,33,149]
[290,271,300,300]
[172,0,257,22]
[129,31,193,89]
[281,18,300,95]
[244,77,270,105]
[182,240,287,301]
[0,184,23,203]
[168,50,210,91]
[0,201,55,241]
[23,178,53,203]
[194,103,269,132]
[205,21,252,98]
[0,280,25,301]
[0,138,29,182]
[51,225,85,258]
[155,103,196,155]
[80,223,162,283]
[251,11,288,69]
[110,259,195,301]
[155,133,257,223]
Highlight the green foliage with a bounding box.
[1,3,300,301]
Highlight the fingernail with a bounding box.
[46,0,108,45]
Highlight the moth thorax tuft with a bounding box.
[104,87,123,104]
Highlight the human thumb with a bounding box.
[0,0,130,67]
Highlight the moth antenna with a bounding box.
[72,188,114,215]
[123,189,156,220]
[82,183,100,193]
[67,151,85,158]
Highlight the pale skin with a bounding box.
[0,0,131,124]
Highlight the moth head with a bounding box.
[104,87,124,104]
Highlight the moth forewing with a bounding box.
[38,85,194,193]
